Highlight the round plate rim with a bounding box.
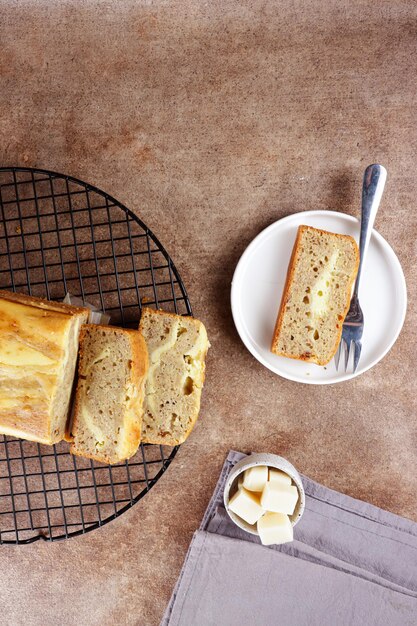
[231,210,407,385]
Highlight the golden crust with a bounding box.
[271,225,360,366]
[130,330,149,382]
[271,227,304,356]
[122,330,148,459]
[0,291,88,444]
[0,289,89,318]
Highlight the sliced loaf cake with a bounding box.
[271,225,359,365]
[0,290,88,444]
[139,308,209,446]
[69,325,148,464]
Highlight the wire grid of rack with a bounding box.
[0,166,191,544]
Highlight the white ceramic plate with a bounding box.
[231,210,407,384]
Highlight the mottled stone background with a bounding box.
[0,1,416,624]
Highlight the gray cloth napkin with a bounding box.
[162,451,417,626]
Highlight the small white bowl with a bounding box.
[224,453,305,536]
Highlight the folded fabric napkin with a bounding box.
[162,450,417,626]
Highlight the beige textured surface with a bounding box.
[1,1,416,624]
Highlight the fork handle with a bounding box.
[353,164,387,298]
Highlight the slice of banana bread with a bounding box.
[69,325,148,464]
[139,308,209,446]
[271,225,359,365]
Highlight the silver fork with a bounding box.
[335,163,387,373]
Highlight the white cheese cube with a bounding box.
[229,487,264,525]
[268,468,292,486]
[257,512,293,545]
[242,465,268,492]
[260,482,299,515]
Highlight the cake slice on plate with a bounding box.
[271,225,359,365]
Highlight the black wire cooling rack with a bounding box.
[0,166,192,544]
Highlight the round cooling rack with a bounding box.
[0,166,192,544]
